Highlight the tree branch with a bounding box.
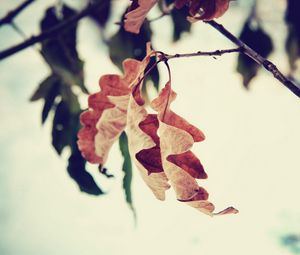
[0,0,36,27]
[205,20,300,98]
[161,47,241,60]
[0,1,105,61]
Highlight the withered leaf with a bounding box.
[78,44,154,164]
[175,0,230,22]
[124,0,158,34]
[151,82,238,215]
[127,85,170,200]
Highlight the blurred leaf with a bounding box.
[285,0,300,71]
[281,234,300,254]
[52,100,73,155]
[68,133,104,195]
[88,0,111,28]
[30,4,106,196]
[237,20,273,88]
[171,6,191,42]
[109,18,160,90]
[41,77,61,124]
[60,84,81,114]
[40,5,87,93]
[30,74,60,102]
[160,0,191,42]
[119,132,135,214]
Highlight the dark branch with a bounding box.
[161,47,241,60]
[205,20,300,98]
[0,0,36,27]
[0,1,105,61]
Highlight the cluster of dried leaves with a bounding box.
[124,0,231,33]
[78,40,237,215]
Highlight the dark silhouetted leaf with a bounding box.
[30,74,60,102]
[60,84,81,114]
[285,0,300,71]
[109,18,160,90]
[41,77,61,124]
[88,0,111,28]
[52,100,72,155]
[119,132,135,213]
[68,136,104,195]
[67,109,104,195]
[237,20,273,88]
[162,0,191,42]
[171,6,191,42]
[40,5,87,93]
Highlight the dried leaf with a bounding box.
[109,19,160,90]
[126,85,170,200]
[151,82,238,215]
[175,0,230,22]
[78,45,154,164]
[124,0,158,34]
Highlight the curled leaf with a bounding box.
[78,59,141,164]
[151,82,238,215]
[175,0,230,22]
[124,0,158,34]
[127,86,170,200]
[78,44,154,165]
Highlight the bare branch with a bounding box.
[205,20,300,98]
[0,1,105,61]
[161,47,241,60]
[0,0,36,27]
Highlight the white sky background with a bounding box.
[1,0,300,255]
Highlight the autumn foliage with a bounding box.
[78,38,237,215]
[124,0,231,33]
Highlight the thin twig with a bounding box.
[205,20,300,98]
[0,1,105,61]
[0,0,36,27]
[161,47,241,60]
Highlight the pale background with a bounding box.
[1,0,300,255]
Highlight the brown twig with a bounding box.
[0,1,105,61]
[0,0,36,27]
[161,47,242,60]
[205,20,300,98]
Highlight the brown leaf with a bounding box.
[124,0,158,34]
[126,82,170,200]
[77,57,148,164]
[175,0,230,22]
[151,82,238,215]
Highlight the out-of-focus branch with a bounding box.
[205,20,300,98]
[0,0,36,27]
[0,1,105,61]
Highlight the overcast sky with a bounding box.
[1,1,300,255]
